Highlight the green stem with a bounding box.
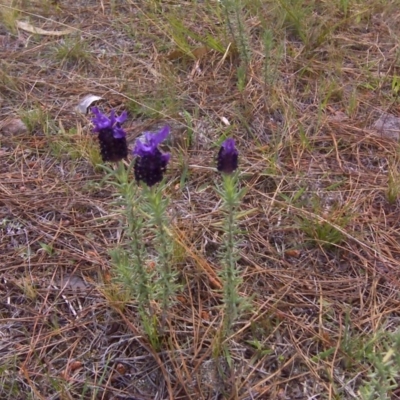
[117,162,152,315]
[144,185,174,327]
[222,173,240,334]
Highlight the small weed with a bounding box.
[391,75,400,98]
[279,186,307,205]
[319,79,344,111]
[19,276,37,301]
[299,213,346,248]
[0,358,21,398]
[45,121,93,161]
[53,36,92,66]
[347,87,359,117]
[167,16,225,56]
[176,153,190,189]
[181,110,196,150]
[38,242,55,256]
[221,0,251,69]
[20,106,52,134]
[277,0,309,44]
[298,123,312,150]
[387,164,400,205]
[339,309,375,370]
[246,339,273,360]
[0,5,20,33]
[0,61,19,92]
[359,330,400,400]
[262,28,278,88]
[127,85,181,119]
[339,0,350,18]
[297,195,352,248]
[99,281,131,312]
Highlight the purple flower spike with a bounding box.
[133,125,170,186]
[91,107,128,162]
[217,138,238,174]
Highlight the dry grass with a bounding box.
[1,0,400,399]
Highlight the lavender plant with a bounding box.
[133,125,179,327]
[91,108,158,346]
[215,138,247,336]
[108,163,159,344]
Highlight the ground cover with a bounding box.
[1,0,400,399]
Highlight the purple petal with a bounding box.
[132,125,170,157]
[91,107,112,132]
[139,132,156,151]
[153,125,170,146]
[91,107,128,138]
[116,111,128,124]
[113,126,127,139]
[108,109,116,125]
[222,138,237,153]
[133,139,148,157]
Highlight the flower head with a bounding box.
[91,107,127,138]
[133,125,170,186]
[217,138,238,174]
[91,107,128,162]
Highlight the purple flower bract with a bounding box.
[217,138,238,174]
[133,125,171,186]
[91,107,128,162]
